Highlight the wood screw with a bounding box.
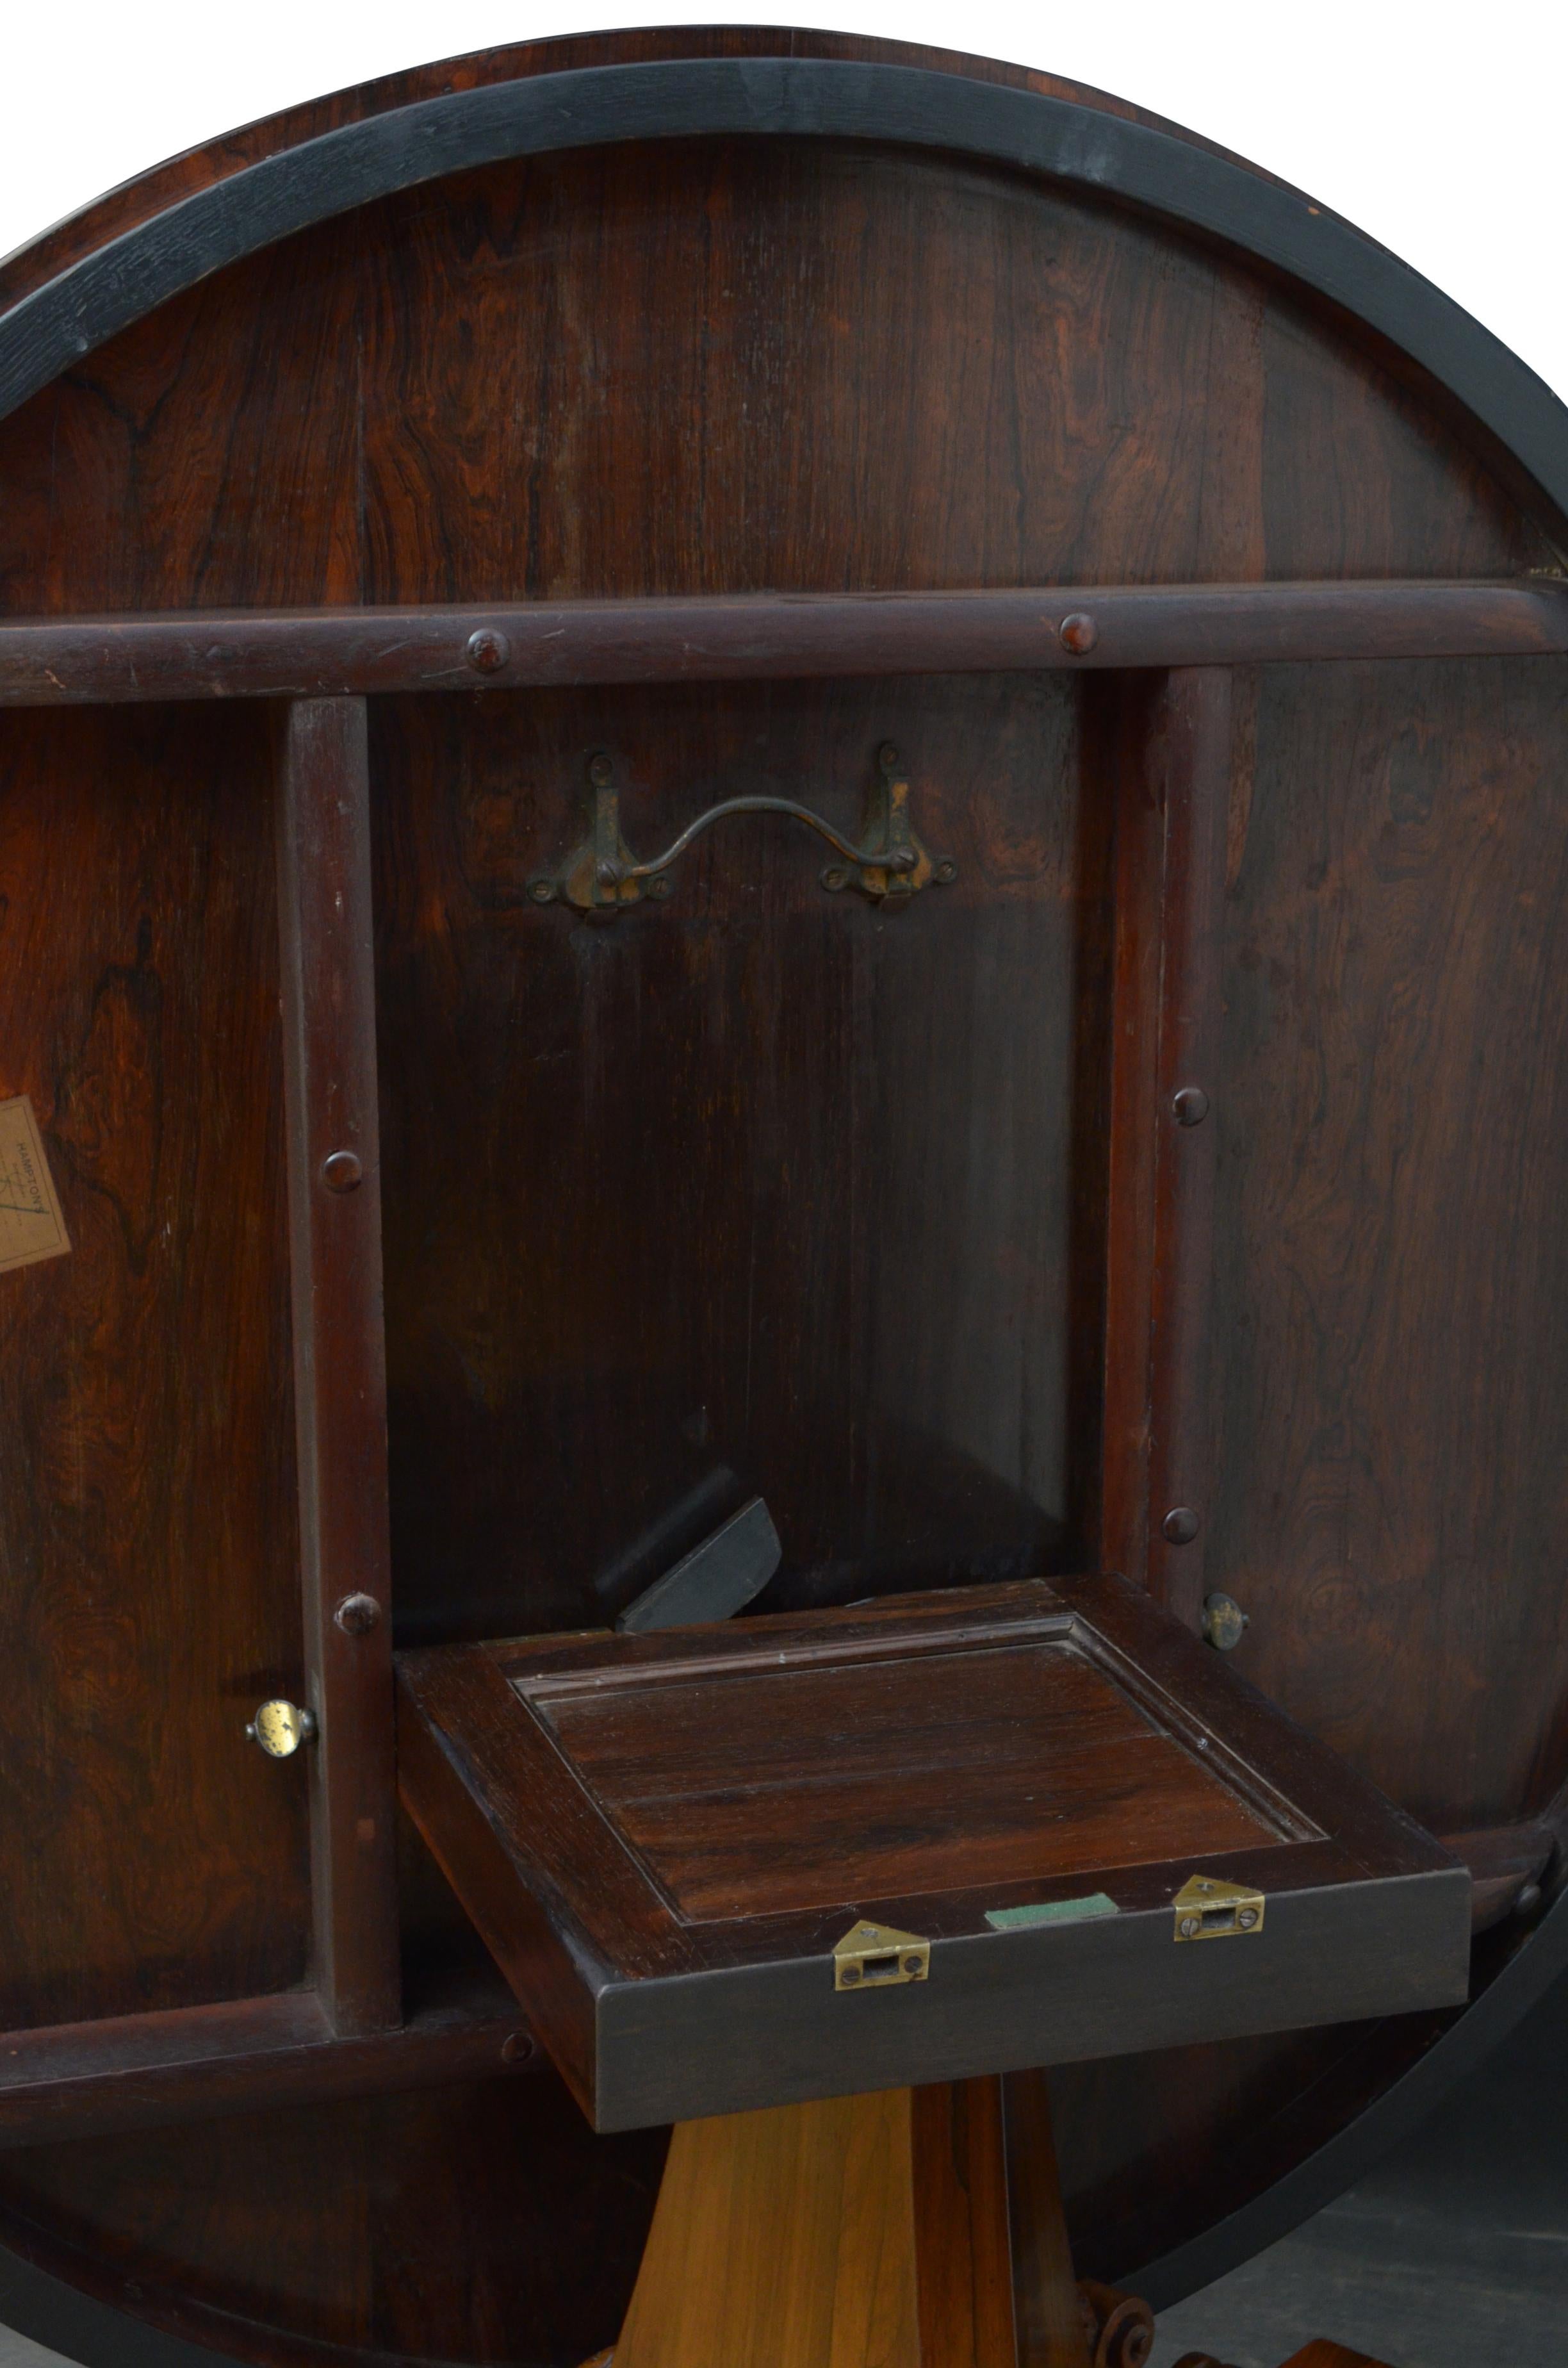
[1162,1506,1200,1546]
[1059,611,1098,654]
[464,627,510,673]
[334,1591,382,1636]
[934,859,958,885]
[501,2031,535,2064]
[322,1150,363,1193]
[589,753,615,787]
[1173,1085,1211,1126]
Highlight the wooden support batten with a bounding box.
[0,580,1562,706]
[275,697,402,2037]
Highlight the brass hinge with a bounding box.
[1173,1875,1264,1941]
[833,1920,930,1990]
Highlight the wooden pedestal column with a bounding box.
[612,2074,1117,2368]
[610,2080,1398,2368]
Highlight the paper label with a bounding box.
[0,1094,71,1273]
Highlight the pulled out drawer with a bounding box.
[395,1575,1469,2131]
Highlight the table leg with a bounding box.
[611,2075,1111,2368]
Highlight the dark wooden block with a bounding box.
[396,1576,1470,2130]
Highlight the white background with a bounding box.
[0,1,1564,401]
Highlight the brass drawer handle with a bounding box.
[529,743,957,914]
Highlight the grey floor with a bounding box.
[1150,1958,1568,2366]
[0,2325,53,2364]
[1,1972,1565,2368]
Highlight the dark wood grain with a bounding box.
[0,703,307,2033]
[0,1973,535,2153]
[1055,654,1568,2280]
[0,2064,667,2367]
[0,19,1565,2362]
[1204,657,1568,1831]
[8,57,1568,533]
[529,1636,1277,1919]
[372,673,1101,1650]
[1098,676,1166,1586]
[1441,1820,1555,1932]
[1144,672,1234,1629]
[1003,2070,1094,2368]
[0,582,1563,705]
[398,1578,1468,2130]
[356,136,1556,600]
[1099,669,1235,1624]
[0,215,363,620]
[0,1818,1489,2151]
[2,130,1558,623]
[1450,1818,1563,1932]
[397,1636,690,2116]
[276,699,400,2036]
[911,2078,1029,2368]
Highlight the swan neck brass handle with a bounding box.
[528,743,957,914]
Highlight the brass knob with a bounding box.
[245,1700,318,1757]
[1202,1593,1250,1652]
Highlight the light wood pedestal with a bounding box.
[602,2078,1395,2368]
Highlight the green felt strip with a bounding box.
[983,1893,1120,1931]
